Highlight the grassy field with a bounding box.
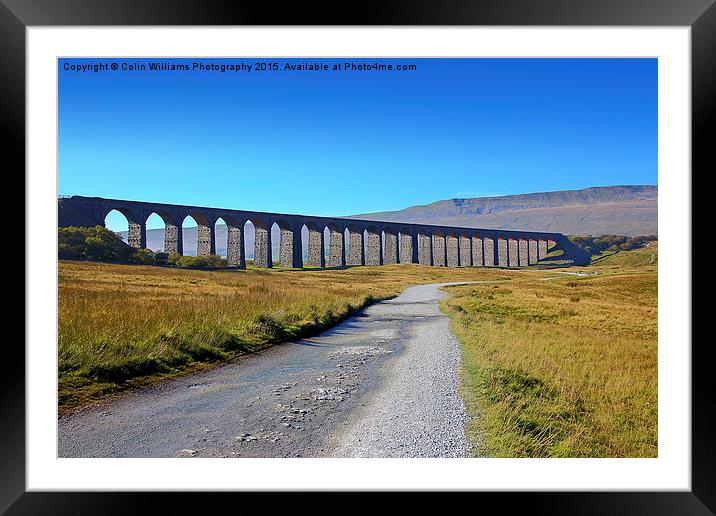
[58,260,509,413]
[59,244,657,457]
[441,242,658,457]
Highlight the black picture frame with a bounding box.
[5,0,712,512]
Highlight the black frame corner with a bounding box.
[6,0,713,513]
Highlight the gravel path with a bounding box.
[331,283,469,457]
[58,282,471,458]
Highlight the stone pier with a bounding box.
[365,228,382,266]
[446,233,460,267]
[417,232,433,265]
[459,235,472,267]
[164,217,183,255]
[508,238,519,267]
[432,233,447,267]
[497,238,508,267]
[483,237,495,267]
[471,235,483,267]
[197,226,214,255]
[127,221,146,249]
[383,229,398,265]
[528,239,538,265]
[306,225,325,268]
[277,222,301,268]
[225,220,244,268]
[253,223,272,268]
[518,238,529,267]
[399,229,416,264]
[347,227,364,266]
[327,225,345,268]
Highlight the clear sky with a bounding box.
[58,58,657,230]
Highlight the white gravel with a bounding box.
[333,283,470,457]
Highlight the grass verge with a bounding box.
[440,243,657,457]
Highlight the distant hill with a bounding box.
[112,185,656,257]
[350,185,657,237]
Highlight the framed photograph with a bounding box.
[7,0,712,511]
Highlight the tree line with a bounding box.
[58,226,228,268]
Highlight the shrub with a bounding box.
[153,252,169,265]
[58,226,134,261]
[58,243,82,259]
[200,255,228,268]
[173,254,228,269]
[568,234,657,258]
[167,252,183,265]
[58,227,229,269]
[129,248,156,265]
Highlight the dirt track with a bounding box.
[58,283,469,458]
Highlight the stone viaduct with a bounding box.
[61,196,587,268]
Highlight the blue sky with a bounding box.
[58,58,657,230]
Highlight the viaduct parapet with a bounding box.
[60,196,589,268]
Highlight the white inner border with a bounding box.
[27,27,691,491]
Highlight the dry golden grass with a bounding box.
[441,244,657,457]
[59,260,508,412]
[59,243,657,458]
